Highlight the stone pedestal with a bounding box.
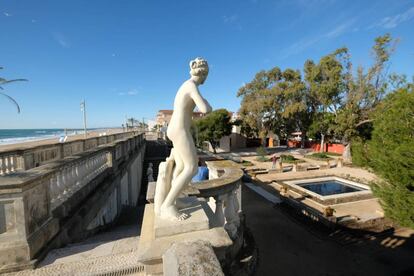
[154,197,209,238]
[137,199,232,275]
[163,240,224,276]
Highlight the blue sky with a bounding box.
[1,0,413,129]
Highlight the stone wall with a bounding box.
[0,133,146,273]
[0,131,138,175]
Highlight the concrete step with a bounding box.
[10,251,145,276]
[39,225,140,267]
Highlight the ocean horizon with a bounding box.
[0,128,112,145]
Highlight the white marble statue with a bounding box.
[147,163,154,182]
[154,57,212,221]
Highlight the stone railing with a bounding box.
[0,133,145,272]
[186,160,244,240]
[48,149,110,210]
[0,151,19,175]
[0,131,139,175]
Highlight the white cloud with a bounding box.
[370,7,414,29]
[222,14,238,24]
[3,12,12,17]
[118,89,139,96]
[281,18,356,58]
[127,90,138,96]
[324,18,356,38]
[52,32,70,48]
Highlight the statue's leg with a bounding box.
[160,134,198,220]
[154,162,167,216]
[173,149,184,182]
[154,152,175,216]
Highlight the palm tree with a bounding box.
[0,67,27,113]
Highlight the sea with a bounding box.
[0,129,87,145]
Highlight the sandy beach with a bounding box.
[0,128,125,152]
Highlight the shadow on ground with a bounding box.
[242,185,414,276]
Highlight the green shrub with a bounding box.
[280,154,305,163]
[310,153,330,159]
[256,156,270,162]
[369,87,414,228]
[256,146,267,157]
[351,137,371,167]
[325,152,342,156]
[241,160,254,166]
[280,154,296,162]
[256,146,269,161]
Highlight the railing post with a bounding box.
[224,187,241,239]
[0,157,5,175]
[213,195,225,226]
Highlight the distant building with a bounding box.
[156,109,205,126]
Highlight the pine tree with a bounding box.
[370,86,414,228]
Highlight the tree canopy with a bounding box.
[237,34,398,160]
[194,109,232,153]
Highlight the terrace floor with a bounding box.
[242,185,414,276]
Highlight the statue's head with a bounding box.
[189,57,209,84]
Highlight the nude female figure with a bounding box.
[157,57,212,221]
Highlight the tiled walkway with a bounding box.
[38,224,140,267]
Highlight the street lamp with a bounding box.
[80,100,87,139]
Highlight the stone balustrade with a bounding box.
[0,151,19,175]
[49,150,110,210]
[0,133,146,272]
[186,160,244,240]
[0,131,139,175]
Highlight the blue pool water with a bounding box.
[300,180,364,196]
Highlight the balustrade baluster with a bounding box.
[224,189,240,239]
[61,168,69,198]
[85,159,91,181]
[82,159,88,184]
[0,158,5,175]
[10,155,16,172]
[49,175,58,209]
[90,156,97,179]
[67,166,75,195]
[213,195,225,226]
[99,153,107,172]
[5,156,10,174]
[78,161,85,187]
[56,171,63,201]
[75,163,81,188]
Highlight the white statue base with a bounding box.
[137,202,232,275]
[154,196,209,238]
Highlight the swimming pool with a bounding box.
[282,176,372,204]
[299,180,364,196]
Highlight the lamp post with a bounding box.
[80,100,87,139]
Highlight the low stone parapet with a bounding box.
[0,131,141,174]
[0,133,145,273]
